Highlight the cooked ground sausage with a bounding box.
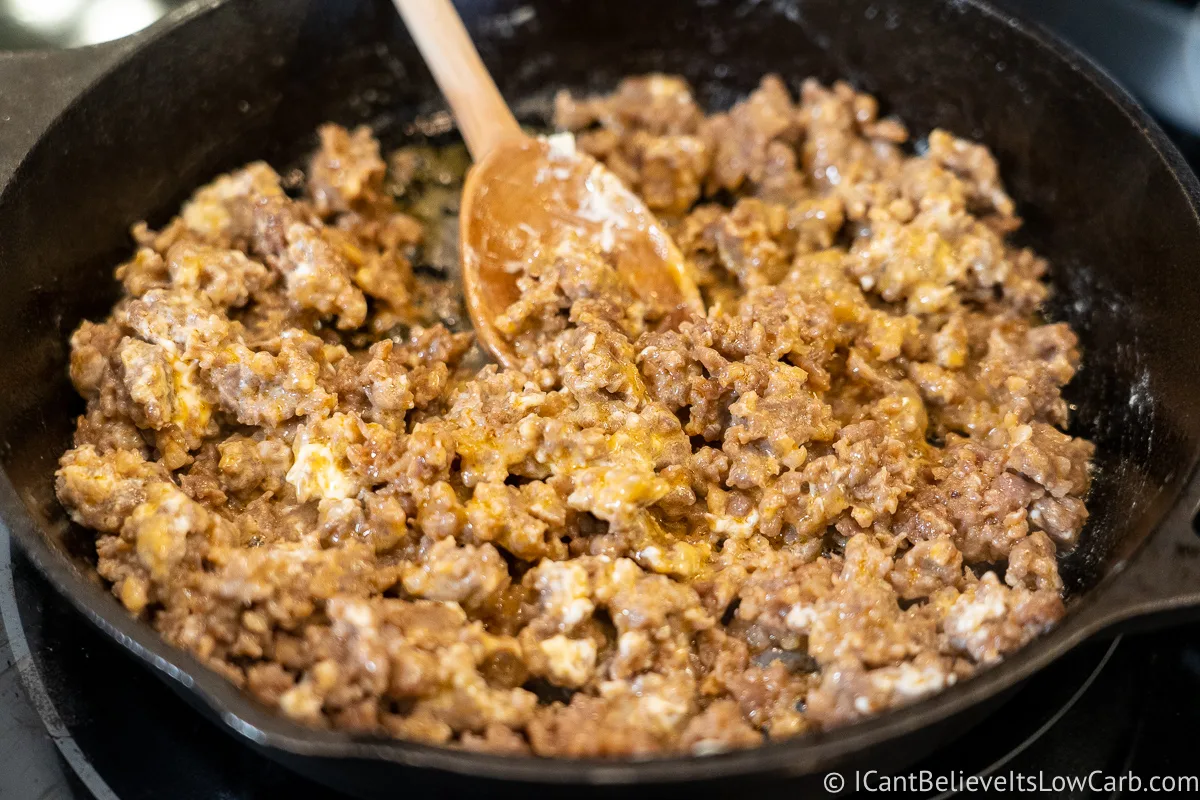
[55,76,1093,757]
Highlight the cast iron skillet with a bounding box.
[3,0,1200,794]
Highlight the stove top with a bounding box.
[6,4,1200,799]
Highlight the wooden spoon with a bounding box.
[394,0,703,370]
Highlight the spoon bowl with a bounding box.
[395,0,702,369]
[460,134,704,369]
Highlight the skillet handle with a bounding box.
[1076,468,1200,636]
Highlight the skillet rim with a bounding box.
[3,0,1200,784]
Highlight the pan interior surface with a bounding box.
[2,0,1199,784]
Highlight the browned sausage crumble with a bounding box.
[55,74,1093,757]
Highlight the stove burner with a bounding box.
[2,540,354,800]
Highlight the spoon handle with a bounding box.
[393,0,523,161]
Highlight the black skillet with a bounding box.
[3,0,1200,795]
